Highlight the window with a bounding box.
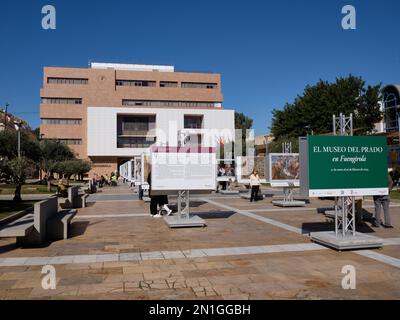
[41,118,82,125]
[41,97,82,105]
[181,82,218,89]
[122,100,216,108]
[160,81,178,88]
[116,80,156,87]
[46,139,82,145]
[184,115,203,129]
[47,78,88,85]
[117,137,156,148]
[117,115,156,136]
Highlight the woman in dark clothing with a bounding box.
[147,172,172,217]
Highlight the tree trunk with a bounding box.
[13,183,22,202]
[47,174,51,192]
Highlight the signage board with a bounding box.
[236,156,267,184]
[300,136,388,197]
[216,159,236,182]
[266,153,300,187]
[151,146,217,194]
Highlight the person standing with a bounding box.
[372,173,394,228]
[147,172,162,218]
[249,170,261,202]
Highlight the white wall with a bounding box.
[87,107,235,157]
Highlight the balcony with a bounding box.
[117,136,156,148]
[120,122,156,136]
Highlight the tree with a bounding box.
[0,130,40,201]
[270,75,382,139]
[40,140,75,190]
[0,130,41,162]
[235,112,254,156]
[8,157,35,201]
[267,135,299,153]
[54,159,92,182]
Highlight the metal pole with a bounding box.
[333,114,336,135]
[4,103,9,128]
[18,130,21,158]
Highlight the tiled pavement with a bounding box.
[0,184,399,299]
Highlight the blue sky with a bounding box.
[0,0,399,135]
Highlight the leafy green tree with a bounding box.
[0,130,41,162]
[54,159,92,181]
[8,157,35,201]
[235,112,254,156]
[0,130,40,200]
[40,140,75,190]
[271,75,382,138]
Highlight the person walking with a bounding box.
[147,172,162,218]
[249,170,261,202]
[372,173,394,228]
[147,172,173,217]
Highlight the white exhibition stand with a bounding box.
[219,178,239,195]
[164,190,206,228]
[304,114,383,251]
[150,146,216,229]
[272,183,306,207]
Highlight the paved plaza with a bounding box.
[0,184,399,300]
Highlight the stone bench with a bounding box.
[47,209,77,240]
[0,197,59,246]
[81,194,89,208]
[0,196,76,246]
[0,214,35,238]
[60,186,81,209]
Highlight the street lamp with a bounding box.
[4,103,9,128]
[14,120,22,158]
[304,125,314,136]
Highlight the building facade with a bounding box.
[40,63,235,177]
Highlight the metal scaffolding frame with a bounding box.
[282,142,292,154]
[177,190,190,219]
[332,113,356,237]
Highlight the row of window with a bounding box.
[47,77,88,85]
[41,97,82,105]
[59,139,82,145]
[45,138,82,145]
[116,80,217,89]
[122,100,216,108]
[116,80,156,87]
[181,82,217,89]
[41,118,82,125]
[45,77,217,89]
[41,98,217,108]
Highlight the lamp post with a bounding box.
[14,120,22,158]
[4,103,9,128]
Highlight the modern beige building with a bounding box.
[40,63,235,177]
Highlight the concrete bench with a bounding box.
[81,194,89,208]
[46,209,77,240]
[0,197,59,247]
[0,214,35,238]
[60,186,81,209]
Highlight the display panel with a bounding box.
[216,159,236,182]
[267,153,300,187]
[236,156,267,184]
[151,146,216,193]
[300,136,388,197]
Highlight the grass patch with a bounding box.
[390,189,400,200]
[0,200,36,219]
[0,184,57,195]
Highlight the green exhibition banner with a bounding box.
[307,136,388,197]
